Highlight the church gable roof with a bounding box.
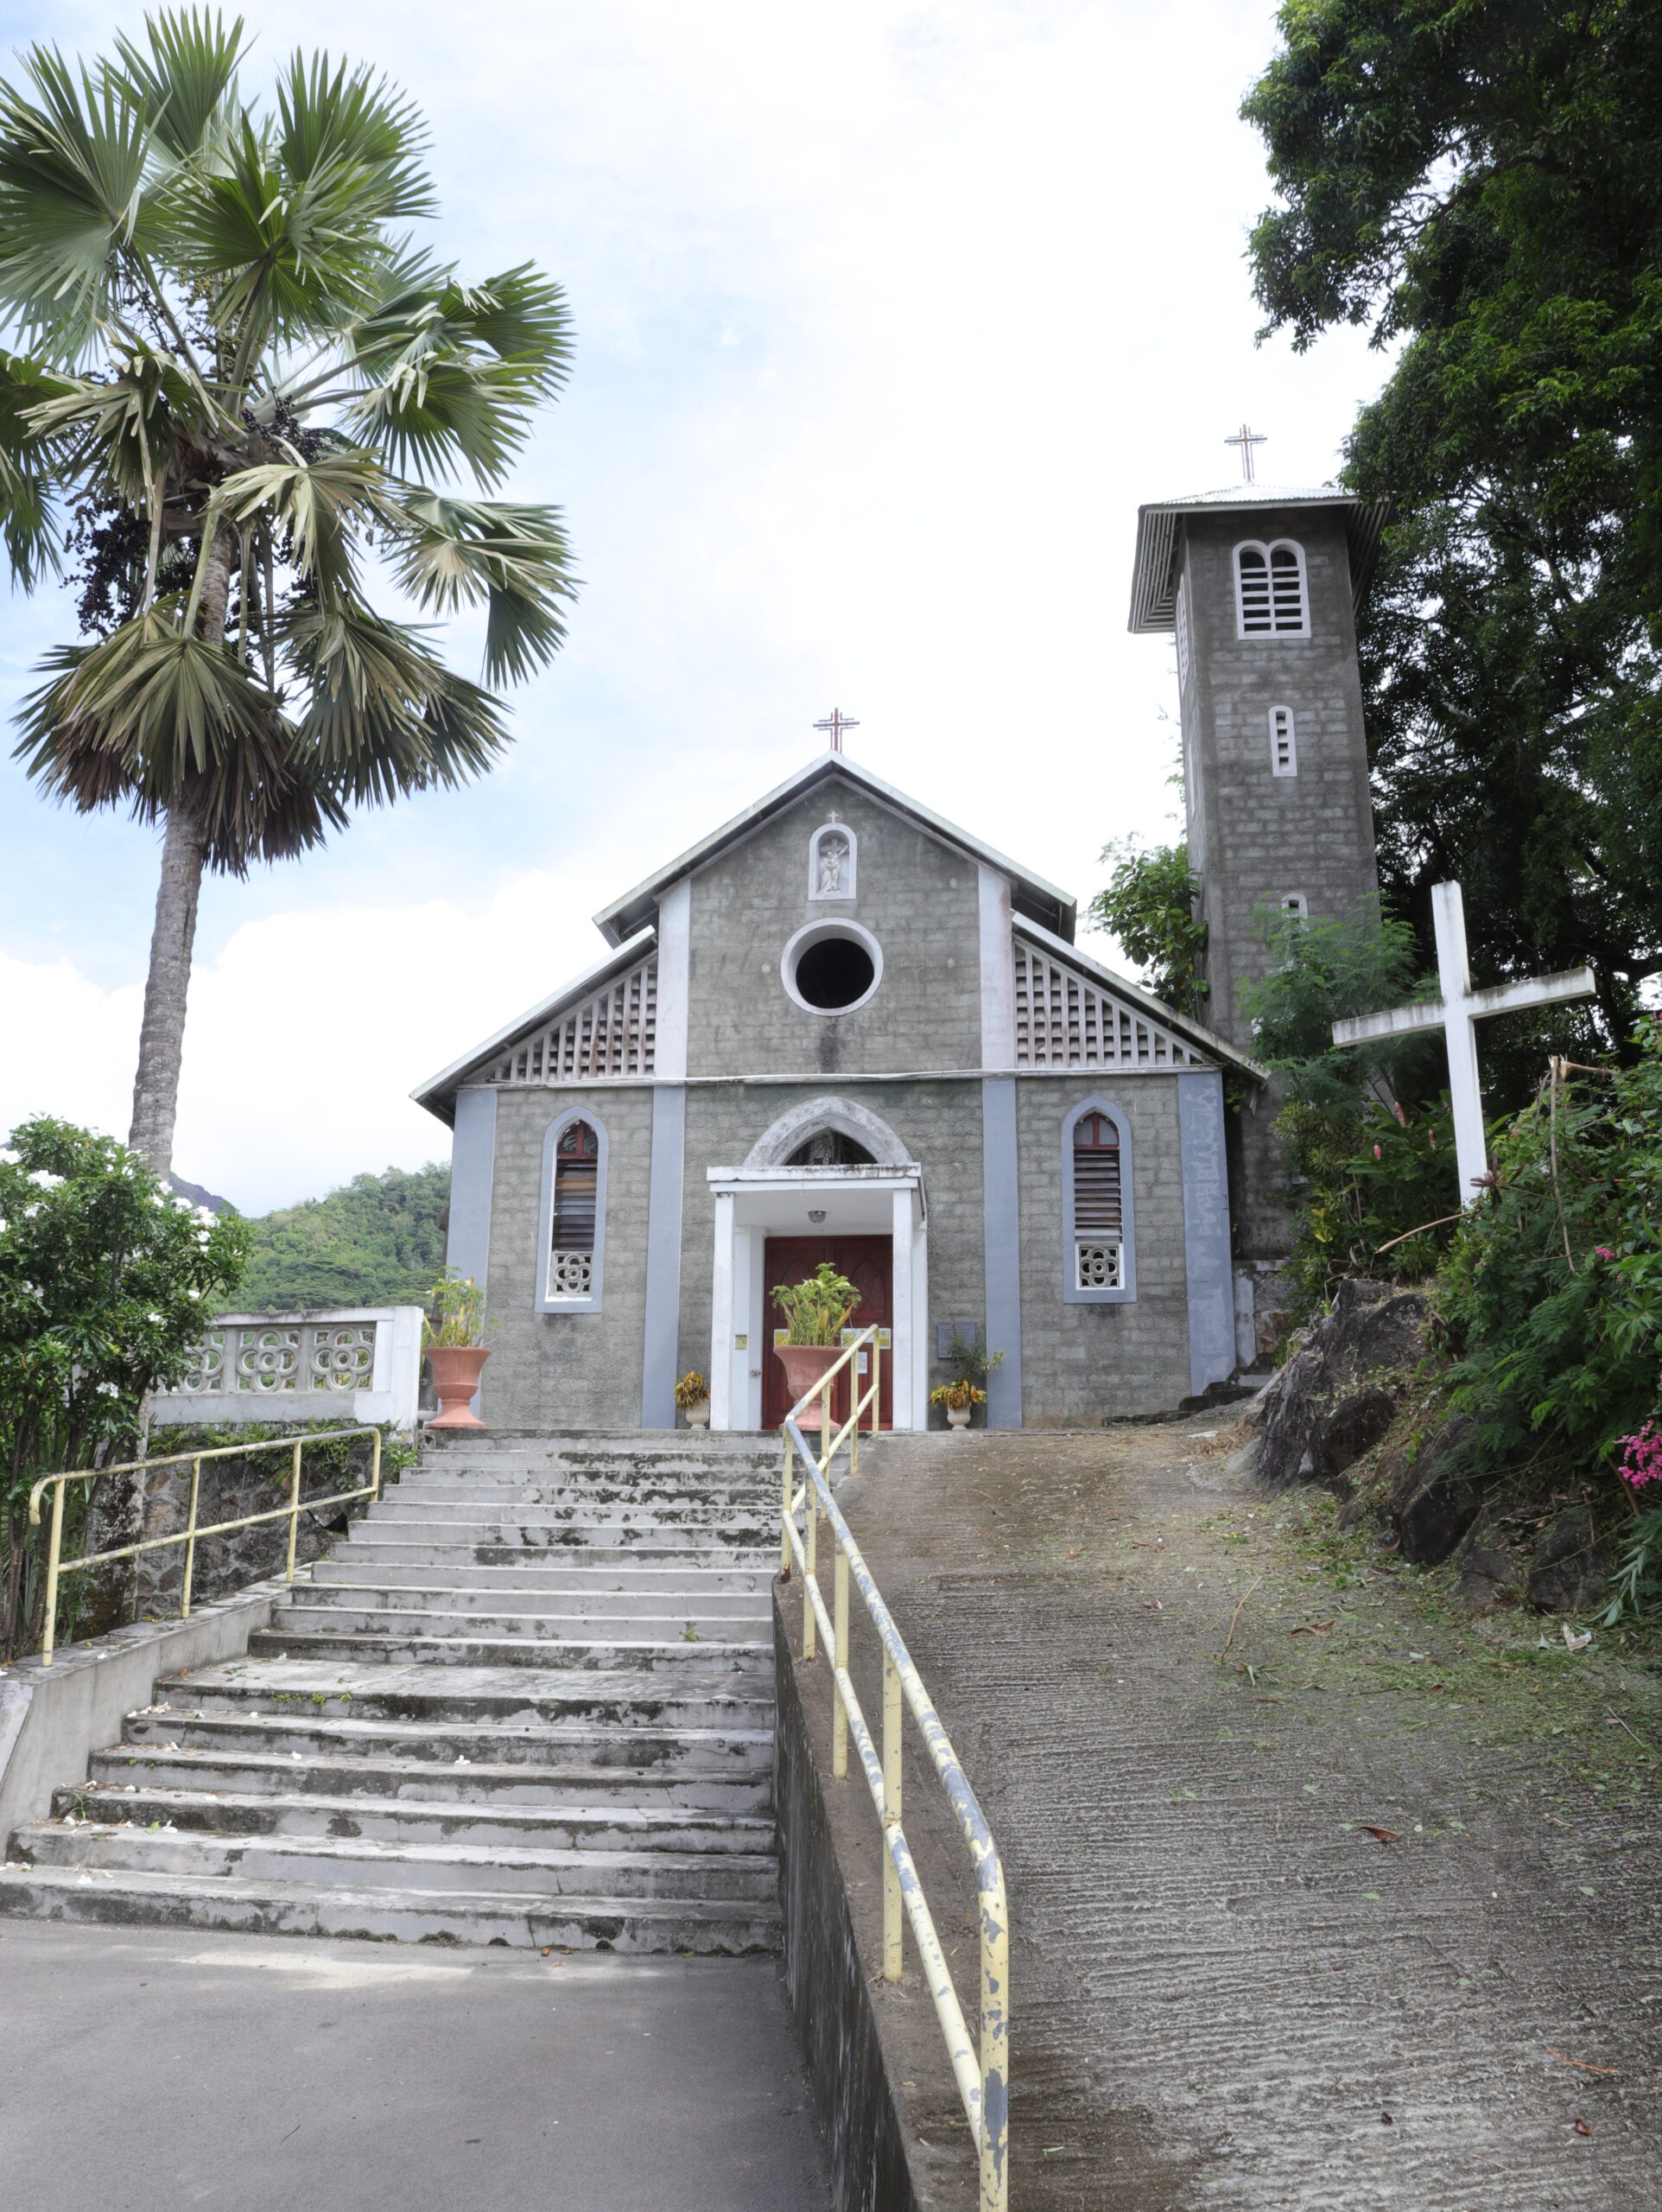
[592,752,1077,945]
[1012,916,1264,1080]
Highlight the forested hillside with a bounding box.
[239,1166,450,1312]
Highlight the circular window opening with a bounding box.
[781,921,884,1015]
[796,935,874,1009]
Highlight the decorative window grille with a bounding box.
[172,1322,377,1395]
[1269,705,1297,776]
[1013,942,1202,1068]
[492,955,657,1083]
[549,1120,599,1298]
[1071,1110,1123,1291]
[1175,577,1190,690]
[1234,541,1309,637]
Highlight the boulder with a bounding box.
[1526,1508,1612,1614]
[1251,1279,1432,1493]
[1310,1387,1398,1484]
[1449,1506,1524,1612]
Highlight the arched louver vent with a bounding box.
[1014,944,1202,1068]
[1235,541,1309,636]
[1072,1110,1123,1290]
[492,955,657,1082]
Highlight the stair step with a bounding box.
[0,1865,779,1952]
[369,1499,773,1527]
[88,1742,772,1811]
[310,1560,773,1594]
[118,1708,772,1775]
[151,1661,774,1731]
[332,1537,773,1567]
[345,1521,773,1552]
[287,1594,767,1631]
[246,1625,771,1672]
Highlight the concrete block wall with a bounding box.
[1016,1075,1192,1421]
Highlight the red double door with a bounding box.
[762,1236,894,1431]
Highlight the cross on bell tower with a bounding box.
[1225,422,1267,482]
[813,708,859,753]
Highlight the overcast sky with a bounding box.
[0,0,1391,1212]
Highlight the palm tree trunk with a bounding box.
[128,806,206,1177]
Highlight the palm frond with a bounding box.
[12,610,345,868]
[391,492,576,683]
[0,46,149,360]
[436,264,573,402]
[111,9,245,163]
[27,339,232,507]
[0,351,68,585]
[282,600,511,802]
[213,446,399,600]
[275,49,435,226]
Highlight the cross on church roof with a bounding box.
[813,707,859,753]
[1331,880,1597,1204]
[1225,422,1267,482]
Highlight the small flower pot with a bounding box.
[946,1404,973,1432]
[684,1399,712,1429]
[427,1345,491,1428]
[777,1344,842,1431]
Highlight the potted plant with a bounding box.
[675,1370,711,1428]
[423,1272,492,1429]
[931,1328,1003,1432]
[929,1379,986,1431]
[771,1262,860,1432]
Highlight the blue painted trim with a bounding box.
[1178,1070,1235,1395]
[535,1108,607,1314]
[1061,1094,1137,1304]
[980,1077,1024,1429]
[446,1089,497,1293]
[641,1084,687,1428]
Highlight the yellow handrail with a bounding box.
[26,1427,384,1668]
[777,1331,1009,2211]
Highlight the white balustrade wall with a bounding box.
[150,1307,426,1433]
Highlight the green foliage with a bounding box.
[1086,838,1208,1016]
[0,1115,249,1656]
[770,1263,860,1347]
[938,1328,1004,1390]
[423,1268,486,1350]
[1243,0,1662,1071]
[673,1370,708,1410]
[1437,1026,1662,1519]
[240,1163,448,1310]
[1238,909,1436,1105]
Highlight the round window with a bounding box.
[781,921,884,1015]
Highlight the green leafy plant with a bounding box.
[0,1116,250,1658]
[673,1370,708,1410]
[929,1381,986,1412]
[422,1270,486,1350]
[770,1264,859,1347]
[0,15,577,1178]
[938,1329,1004,1390]
[1087,837,1208,1015]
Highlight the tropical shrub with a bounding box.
[770,1264,860,1347]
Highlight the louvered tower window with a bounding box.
[1234,541,1309,637]
[1071,1110,1123,1290]
[1269,705,1297,776]
[549,1121,599,1298]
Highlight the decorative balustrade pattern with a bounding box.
[491,953,658,1083]
[174,1320,379,1395]
[1014,942,1203,1069]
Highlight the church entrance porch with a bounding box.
[760,1235,894,1430]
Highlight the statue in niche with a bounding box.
[817,834,850,895]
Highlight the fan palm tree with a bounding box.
[0,11,576,1175]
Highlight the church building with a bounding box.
[415,484,1384,1430]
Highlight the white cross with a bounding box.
[1330,880,1596,1205]
[1225,422,1267,483]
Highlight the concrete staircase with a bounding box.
[0,1433,784,1952]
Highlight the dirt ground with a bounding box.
[809,1418,1662,2212]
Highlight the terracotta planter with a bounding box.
[946,1404,973,1432]
[777,1344,842,1431]
[427,1344,492,1428]
[684,1399,711,1429]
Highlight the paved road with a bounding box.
[0,1920,829,2212]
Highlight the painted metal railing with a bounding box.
[779,1329,1009,2211]
[27,1427,382,1667]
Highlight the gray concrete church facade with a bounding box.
[416,485,1384,1430]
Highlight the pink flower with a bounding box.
[1594,1246,1614,1262]
[1619,1422,1662,1489]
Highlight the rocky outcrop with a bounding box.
[1251,1279,1431,1492]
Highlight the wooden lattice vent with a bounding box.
[1014,943,1202,1068]
[492,955,658,1082]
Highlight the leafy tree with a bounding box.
[239,1161,449,1309]
[1085,837,1208,1016]
[1242,0,1662,1080]
[0,1114,249,1657]
[0,15,576,1176]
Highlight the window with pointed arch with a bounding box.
[1234,540,1310,638]
[1062,1096,1137,1304]
[536,1112,606,1312]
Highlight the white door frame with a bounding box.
[707,1166,926,1431]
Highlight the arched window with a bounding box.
[1269,704,1297,776]
[1062,1097,1136,1304]
[536,1113,606,1311]
[1234,540,1309,638]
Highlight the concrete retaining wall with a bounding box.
[774,1601,921,2212]
[0,1577,282,1843]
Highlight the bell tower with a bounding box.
[1128,482,1386,1346]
